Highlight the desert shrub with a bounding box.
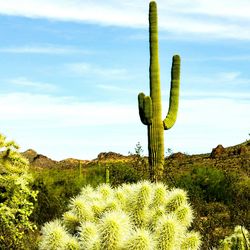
[31,163,112,226]
[128,142,149,180]
[108,163,143,185]
[31,168,89,225]
[175,166,233,203]
[229,176,250,227]
[169,166,246,249]
[39,181,201,250]
[219,225,249,250]
[0,133,37,249]
[31,160,146,227]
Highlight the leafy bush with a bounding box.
[175,166,234,203]
[31,167,89,225]
[108,163,144,185]
[0,133,37,249]
[39,181,201,250]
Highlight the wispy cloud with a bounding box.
[188,71,250,86]
[1,92,249,159]
[186,55,250,62]
[67,62,128,79]
[97,84,136,93]
[169,0,250,20]
[0,0,250,40]
[8,77,57,92]
[181,91,250,100]
[0,92,137,127]
[0,45,91,54]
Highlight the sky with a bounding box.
[0,0,249,160]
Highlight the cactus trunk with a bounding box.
[148,1,164,182]
[138,1,180,182]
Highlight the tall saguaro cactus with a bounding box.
[138,1,181,182]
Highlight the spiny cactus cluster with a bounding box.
[219,225,249,250]
[39,181,201,250]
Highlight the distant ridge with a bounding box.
[22,140,250,169]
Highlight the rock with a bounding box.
[58,158,89,168]
[97,152,124,160]
[22,149,38,162]
[237,145,248,155]
[210,144,226,159]
[22,149,56,168]
[31,154,56,168]
[170,152,186,159]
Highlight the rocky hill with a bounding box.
[165,140,250,175]
[22,149,89,169]
[22,140,250,172]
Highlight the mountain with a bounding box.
[22,140,250,170]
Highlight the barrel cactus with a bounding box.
[138,1,181,182]
[39,181,201,250]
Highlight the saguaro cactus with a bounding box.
[138,1,180,182]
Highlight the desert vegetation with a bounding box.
[1,1,249,249]
[0,133,249,249]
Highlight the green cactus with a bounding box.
[138,1,180,182]
[39,181,201,250]
[105,165,110,184]
[219,226,249,250]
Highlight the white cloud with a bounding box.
[169,0,250,20]
[186,55,250,62]
[97,84,136,93]
[8,77,57,92]
[0,45,91,54]
[0,92,137,127]
[0,92,249,159]
[187,71,250,86]
[1,0,250,40]
[163,96,250,155]
[67,62,128,79]
[181,91,250,100]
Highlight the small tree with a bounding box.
[0,133,37,249]
[129,142,148,180]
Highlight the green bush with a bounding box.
[31,168,89,225]
[0,133,37,249]
[175,166,233,203]
[109,163,144,185]
[39,181,201,250]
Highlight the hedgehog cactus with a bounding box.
[138,1,180,182]
[39,181,201,250]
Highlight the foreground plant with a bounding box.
[39,181,201,250]
[0,133,37,249]
[219,225,249,250]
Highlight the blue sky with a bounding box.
[0,0,249,160]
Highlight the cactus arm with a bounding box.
[138,93,147,125]
[163,55,181,130]
[138,92,152,125]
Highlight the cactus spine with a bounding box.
[138,1,180,182]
